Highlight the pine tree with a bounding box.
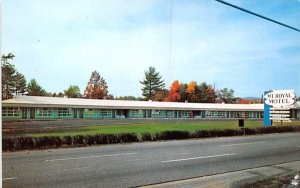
[2,53,16,99]
[197,82,216,103]
[140,67,165,100]
[14,71,27,96]
[2,53,28,99]
[84,71,109,99]
[27,79,47,96]
[2,62,16,99]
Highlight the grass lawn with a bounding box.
[27,120,268,138]
[24,120,300,138]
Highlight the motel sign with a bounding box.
[264,90,296,127]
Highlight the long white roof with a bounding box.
[2,96,264,111]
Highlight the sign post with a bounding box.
[264,90,296,127]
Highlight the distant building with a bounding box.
[2,96,299,120]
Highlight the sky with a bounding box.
[2,0,300,98]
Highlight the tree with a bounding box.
[179,83,188,102]
[1,53,28,99]
[13,71,27,96]
[2,61,16,99]
[2,52,15,61]
[27,79,47,96]
[107,94,114,100]
[186,81,198,102]
[64,85,81,98]
[84,71,109,99]
[166,80,181,102]
[217,88,235,103]
[140,66,165,100]
[57,92,64,97]
[206,84,217,103]
[153,89,168,101]
[197,82,216,103]
[2,53,28,99]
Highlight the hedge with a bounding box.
[3,126,300,151]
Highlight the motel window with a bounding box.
[131,109,142,117]
[58,108,71,117]
[166,110,174,117]
[245,112,254,118]
[152,110,161,117]
[99,109,112,117]
[217,111,226,118]
[36,108,53,117]
[205,111,216,117]
[2,107,20,117]
[232,112,241,118]
[181,111,190,117]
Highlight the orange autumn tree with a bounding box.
[84,71,109,99]
[206,85,216,103]
[186,81,198,102]
[166,80,181,102]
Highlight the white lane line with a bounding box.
[46,152,137,162]
[220,141,266,147]
[56,167,89,171]
[3,177,16,181]
[162,153,237,163]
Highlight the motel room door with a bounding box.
[21,108,28,119]
[29,108,35,119]
[73,109,84,118]
[73,109,78,118]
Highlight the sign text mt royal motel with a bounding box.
[264,90,296,127]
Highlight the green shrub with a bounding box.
[85,135,95,145]
[3,125,300,151]
[222,129,241,136]
[63,136,73,146]
[94,134,106,144]
[118,133,138,143]
[154,131,190,140]
[3,138,15,151]
[193,130,210,138]
[35,136,61,149]
[141,132,152,141]
[73,135,86,146]
[106,134,119,144]
[243,128,256,135]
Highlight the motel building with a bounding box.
[2,96,300,121]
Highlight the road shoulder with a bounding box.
[140,160,300,188]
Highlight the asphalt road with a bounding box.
[3,133,300,188]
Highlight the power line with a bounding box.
[214,0,300,32]
[169,0,173,70]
